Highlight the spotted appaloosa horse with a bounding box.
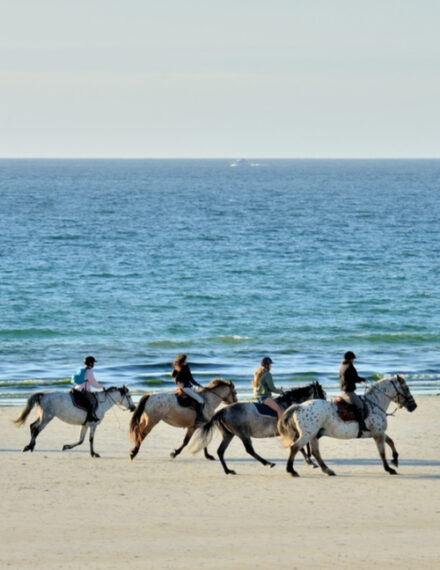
[278,375,417,477]
[129,378,237,461]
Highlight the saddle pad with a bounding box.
[253,402,278,417]
[71,389,88,412]
[333,397,369,422]
[175,393,196,409]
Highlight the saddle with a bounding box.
[70,389,90,412]
[175,388,197,410]
[333,396,369,423]
[253,402,278,418]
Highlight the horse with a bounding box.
[129,378,237,461]
[13,386,136,458]
[278,375,417,477]
[189,382,326,475]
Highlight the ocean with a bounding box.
[0,158,439,405]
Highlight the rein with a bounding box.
[212,385,236,404]
[104,388,130,411]
[364,380,401,416]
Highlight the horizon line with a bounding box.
[1,156,439,161]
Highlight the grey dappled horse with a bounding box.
[129,378,237,461]
[14,386,136,458]
[278,375,417,477]
[189,382,326,475]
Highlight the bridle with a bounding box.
[364,377,410,416]
[104,387,133,411]
[212,382,237,405]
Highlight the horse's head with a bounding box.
[393,375,417,412]
[107,385,136,411]
[312,381,327,401]
[280,382,326,407]
[203,378,237,405]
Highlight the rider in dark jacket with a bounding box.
[339,351,369,437]
[172,354,206,426]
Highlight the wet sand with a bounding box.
[0,396,439,569]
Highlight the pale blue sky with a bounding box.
[1,0,439,158]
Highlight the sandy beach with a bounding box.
[1,395,439,569]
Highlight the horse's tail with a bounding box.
[188,412,218,455]
[129,394,150,445]
[13,393,43,427]
[277,404,300,448]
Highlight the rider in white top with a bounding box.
[74,367,104,392]
[74,356,104,422]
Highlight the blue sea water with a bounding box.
[0,159,439,404]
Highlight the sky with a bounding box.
[1,0,439,158]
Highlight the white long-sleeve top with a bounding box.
[74,368,104,392]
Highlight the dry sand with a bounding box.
[1,395,439,569]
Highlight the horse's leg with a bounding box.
[217,431,236,475]
[309,437,335,476]
[286,435,309,477]
[89,423,100,458]
[299,446,318,468]
[373,433,397,475]
[385,434,399,467]
[240,435,276,469]
[203,446,216,461]
[23,414,53,452]
[170,427,195,459]
[129,415,160,460]
[62,424,88,451]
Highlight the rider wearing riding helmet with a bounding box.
[252,356,284,419]
[339,351,369,437]
[74,356,104,422]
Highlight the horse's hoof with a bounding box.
[22,446,30,452]
[62,445,69,451]
[326,470,336,476]
[389,469,398,475]
[170,452,177,459]
[269,462,276,468]
[92,453,101,458]
[205,454,215,461]
[226,470,237,475]
[289,471,300,477]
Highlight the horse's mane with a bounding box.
[278,382,326,404]
[200,378,232,392]
[365,376,397,395]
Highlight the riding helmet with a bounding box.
[343,351,356,361]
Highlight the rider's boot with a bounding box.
[194,402,207,426]
[88,403,100,423]
[354,408,369,438]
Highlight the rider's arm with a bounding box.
[263,371,282,394]
[84,369,104,390]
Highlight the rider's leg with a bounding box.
[182,387,206,424]
[82,391,99,423]
[342,391,368,437]
[262,397,284,420]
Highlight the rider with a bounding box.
[339,351,369,438]
[171,354,206,426]
[74,356,104,423]
[252,356,284,419]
